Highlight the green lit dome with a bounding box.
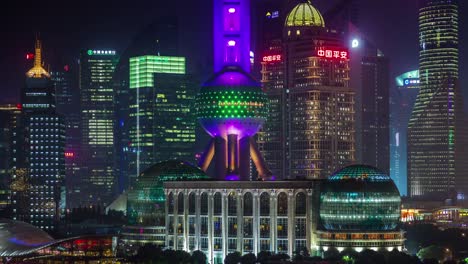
[320,165,401,231]
[285,1,325,28]
[127,160,210,225]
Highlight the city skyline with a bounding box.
[1,0,468,263]
[1,0,468,109]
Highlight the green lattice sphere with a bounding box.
[196,66,268,138]
[320,165,401,231]
[127,160,210,225]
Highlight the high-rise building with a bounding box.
[390,70,420,196]
[51,65,81,209]
[408,0,468,198]
[361,51,390,174]
[79,49,119,206]
[0,104,21,211]
[11,40,65,231]
[258,2,355,179]
[127,55,196,184]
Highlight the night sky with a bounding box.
[1,0,467,108]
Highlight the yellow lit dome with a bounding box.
[285,1,325,28]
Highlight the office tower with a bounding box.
[11,40,65,231]
[390,70,420,196]
[0,104,21,211]
[361,51,390,174]
[408,0,468,198]
[258,2,355,179]
[127,55,196,184]
[79,49,118,206]
[112,18,180,192]
[50,65,81,209]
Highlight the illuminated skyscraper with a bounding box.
[11,40,65,231]
[0,104,21,211]
[408,0,468,198]
[79,49,119,206]
[361,51,390,174]
[127,55,196,184]
[390,70,420,196]
[258,2,355,179]
[51,65,81,209]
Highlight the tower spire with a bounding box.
[26,38,50,78]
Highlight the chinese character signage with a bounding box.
[317,48,348,60]
[262,54,282,62]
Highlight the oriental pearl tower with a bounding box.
[196,0,272,180]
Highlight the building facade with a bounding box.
[11,40,66,231]
[361,52,390,174]
[164,181,321,263]
[390,70,420,196]
[0,104,21,211]
[163,165,404,263]
[258,2,355,179]
[79,49,119,206]
[127,55,196,184]
[50,67,82,209]
[408,0,468,198]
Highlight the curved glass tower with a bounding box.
[408,0,468,198]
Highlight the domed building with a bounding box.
[118,160,210,256]
[127,160,211,225]
[316,165,405,252]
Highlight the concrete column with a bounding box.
[165,190,170,248]
[237,191,243,253]
[253,190,259,255]
[214,137,227,179]
[174,191,179,250]
[306,189,313,254]
[239,136,251,180]
[184,190,189,251]
[271,192,277,253]
[222,190,228,259]
[288,190,295,257]
[195,190,201,250]
[208,190,214,264]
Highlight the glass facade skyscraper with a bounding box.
[390,70,420,196]
[127,55,196,185]
[258,2,355,179]
[361,52,390,175]
[79,49,119,206]
[408,0,468,198]
[11,40,65,231]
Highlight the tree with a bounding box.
[256,251,271,264]
[225,251,242,264]
[417,245,448,263]
[134,244,163,263]
[241,253,256,264]
[191,250,207,264]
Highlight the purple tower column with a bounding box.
[213,0,251,73]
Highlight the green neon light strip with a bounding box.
[129,56,186,89]
[196,90,268,119]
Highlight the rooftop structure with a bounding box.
[285,1,325,28]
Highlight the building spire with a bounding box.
[26,38,50,78]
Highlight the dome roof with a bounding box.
[285,1,325,28]
[0,218,54,257]
[138,159,209,181]
[328,164,393,182]
[127,160,210,226]
[320,165,401,232]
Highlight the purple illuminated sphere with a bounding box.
[196,66,269,139]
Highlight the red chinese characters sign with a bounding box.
[262,54,282,62]
[317,49,348,60]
